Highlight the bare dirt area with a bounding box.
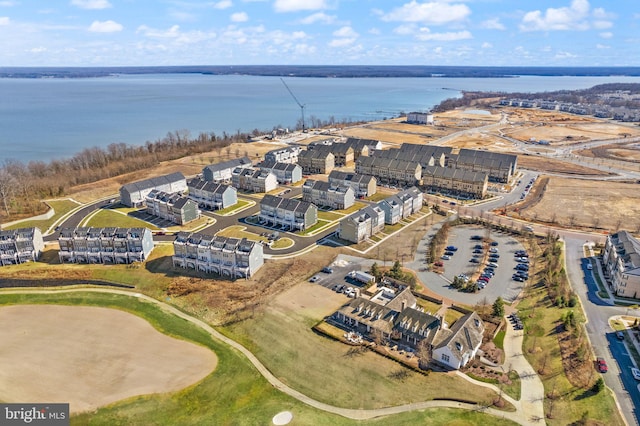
[341,125,434,145]
[516,155,613,176]
[577,141,640,163]
[166,245,343,325]
[0,305,217,413]
[441,133,516,152]
[515,177,640,231]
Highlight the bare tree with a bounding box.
[0,169,17,216]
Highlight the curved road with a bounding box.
[0,287,533,425]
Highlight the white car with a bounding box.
[632,368,640,381]
[586,264,593,270]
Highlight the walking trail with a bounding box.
[0,287,544,424]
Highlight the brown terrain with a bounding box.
[0,305,217,413]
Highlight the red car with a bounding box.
[596,357,608,373]
[434,261,444,267]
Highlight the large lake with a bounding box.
[2,74,640,163]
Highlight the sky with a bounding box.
[0,0,638,67]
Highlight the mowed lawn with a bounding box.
[83,209,160,229]
[0,292,517,426]
[223,284,503,410]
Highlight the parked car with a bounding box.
[512,275,524,282]
[632,368,640,381]
[490,241,499,246]
[473,249,483,254]
[309,276,320,283]
[322,267,334,273]
[488,262,499,268]
[596,357,608,373]
[474,244,483,250]
[489,248,499,253]
[434,261,444,267]
[489,253,500,259]
[446,246,458,251]
[471,235,483,241]
[586,264,593,270]
[441,255,451,260]
[616,331,625,340]
[470,258,480,263]
[444,251,455,256]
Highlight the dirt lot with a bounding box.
[577,141,640,163]
[516,177,640,231]
[516,155,613,176]
[0,305,217,413]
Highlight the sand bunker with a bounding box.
[0,305,217,413]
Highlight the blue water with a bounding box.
[2,74,640,163]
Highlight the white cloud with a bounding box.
[71,0,112,10]
[416,29,472,41]
[88,20,122,33]
[214,0,233,9]
[555,51,577,59]
[520,0,613,32]
[596,43,609,49]
[293,43,316,56]
[481,42,492,49]
[137,24,216,44]
[29,46,47,53]
[393,24,415,35]
[599,32,612,39]
[231,12,248,22]
[274,0,327,13]
[381,1,471,25]
[329,38,355,47]
[333,26,358,38]
[299,12,335,25]
[368,27,380,35]
[0,16,9,25]
[0,1,17,6]
[481,18,505,30]
[593,21,612,30]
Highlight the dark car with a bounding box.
[596,357,608,373]
[470,258,480,263]
[473,249,483,254]
[512,275,525,282]
[471,235,483,241]
[444,251,455,256]
[474,244,483,250]
[322,267,334,273]
[446,246,458,251]
[490,241,499,246]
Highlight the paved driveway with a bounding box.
[410,224,526,305]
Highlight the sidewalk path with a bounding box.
[0,287,534,424]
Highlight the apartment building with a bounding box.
[302,179,355,210]
[374,143,450,168]
[259,195,317,231]
[602,230,640,299]
[58,226,154,264]
[119,172,187,207]
[264,146,301,164]
[447,149,517,183]
[406,112,434,125]
[298,146,335,175]
[421,166,488,199]
[378,187,423,225]
[338,204,385,244]
[202,157,252,183]
[172,233,263,279]
[355,156,422,187]
[328,170,377,198]
[257,161,303,184]
[0,227,44,266]
[345,137,381,157]
[145,190,200,225]
[231,167,278,193]
[187,177,237,211]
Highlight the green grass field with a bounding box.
[298,220,333,236]
[83,209,160,229]
[216,225,267,242]
[337,202,367,215]
[0,291,517,426]
[213,199,252,216]
[222,303,506,411]
[4,199,81,231]
[318,211,344,221]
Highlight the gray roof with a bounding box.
[121,172,185,195]
[203,157,251,174]
[188,177,234,195]
[434,312,484,356]
[328,170,375,185]
[261,194,315,214]
[422,166,487,183]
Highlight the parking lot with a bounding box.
[308,254,379,298]
[420,225,527,305]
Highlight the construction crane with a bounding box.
[280,78,306,132]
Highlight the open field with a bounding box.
[4,199,81,231]
[0,304,217,413]
[83,208,161,229]
[216,225,268,243]
[515,155,613,176]
[223,282,506,410]
[577,141,640,163]
[516,177,640,231]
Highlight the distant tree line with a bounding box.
[432,83,640,112]
[0,129,246,220]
